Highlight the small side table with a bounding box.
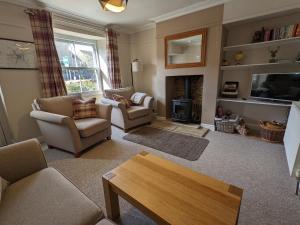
[296,178,300,196]
[295,169,300,196]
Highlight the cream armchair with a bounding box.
[101,87,154,132]
[30,96,112,157]
[0,139,115,225]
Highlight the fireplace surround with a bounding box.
[166,75,203,123]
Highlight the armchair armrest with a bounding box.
[0,139,47,183]
[96,103,112,121]
[101,98,124,108]
[30,110,72,125]
[143,96,154,110]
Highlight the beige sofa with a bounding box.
[101,87,154,132]
[30,96,112,157]
[0,139,115,225]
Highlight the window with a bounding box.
[55,38,102,94]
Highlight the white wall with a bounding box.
[224,0,300,24]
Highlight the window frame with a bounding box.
[55,36,104,95]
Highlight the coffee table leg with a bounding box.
[102,173,120,220]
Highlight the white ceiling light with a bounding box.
[99,0,128,13]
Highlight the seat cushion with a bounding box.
[0,168,103,225]
[36,96,78,117]
[127,106,149,120]
[75,118,109,138]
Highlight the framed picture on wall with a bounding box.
[0,38,38,70]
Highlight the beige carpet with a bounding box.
[45,125,300,225]
[149,119,209,138]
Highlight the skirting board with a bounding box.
[201,123,215,131]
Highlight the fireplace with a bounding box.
[172,77,193,122]
[172,99,193,122]
[167,75,203,123]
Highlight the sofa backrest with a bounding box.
[35,96,78,117]
[104,87,134,100]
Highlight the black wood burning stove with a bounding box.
[172,77,193,123]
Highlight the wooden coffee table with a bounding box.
[102,152,243,225]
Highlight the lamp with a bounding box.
[99,0,128,13]
[131,59,143,88]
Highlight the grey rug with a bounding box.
[123,127,209,161]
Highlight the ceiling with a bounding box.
[9,0,229,33]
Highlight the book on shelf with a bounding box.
[286,25,295,38]
[295,24,300,37]
[279,26,286,39]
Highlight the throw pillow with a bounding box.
[112,94,132,108]
[0,177,9,203]
[130,92,147,105]
[73,98,97,120]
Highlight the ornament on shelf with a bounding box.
[269,46,280,63]
[296,52,300,62]
[252,27,265,43]
[216,105,224,118]
[234,51,245,65]
[222,59,230,66]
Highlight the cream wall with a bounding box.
[129,6,223,125]
[130,29,157,97]
[156,5,224,125]
[224,0,300,24]
[0,2,42,141]
[0,2,132,141]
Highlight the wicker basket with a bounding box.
[259,121,286,143]
[215,115,239,133]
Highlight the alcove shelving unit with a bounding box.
[217,11,300,131]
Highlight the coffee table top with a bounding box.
[104,152,243,225]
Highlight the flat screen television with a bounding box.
[250,73,300,102]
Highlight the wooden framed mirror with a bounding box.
[165,28,207,69]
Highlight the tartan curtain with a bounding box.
[29,9,67,97]
[106,28,122,89]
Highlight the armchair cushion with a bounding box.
[104,87,134,100]
[130,92,147,105]
[75,118,110,138]
[112,94,132,108]
[73,98,97,120]
[36,96,77,117]
[127,106,150,120]
[0,168,103,225]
